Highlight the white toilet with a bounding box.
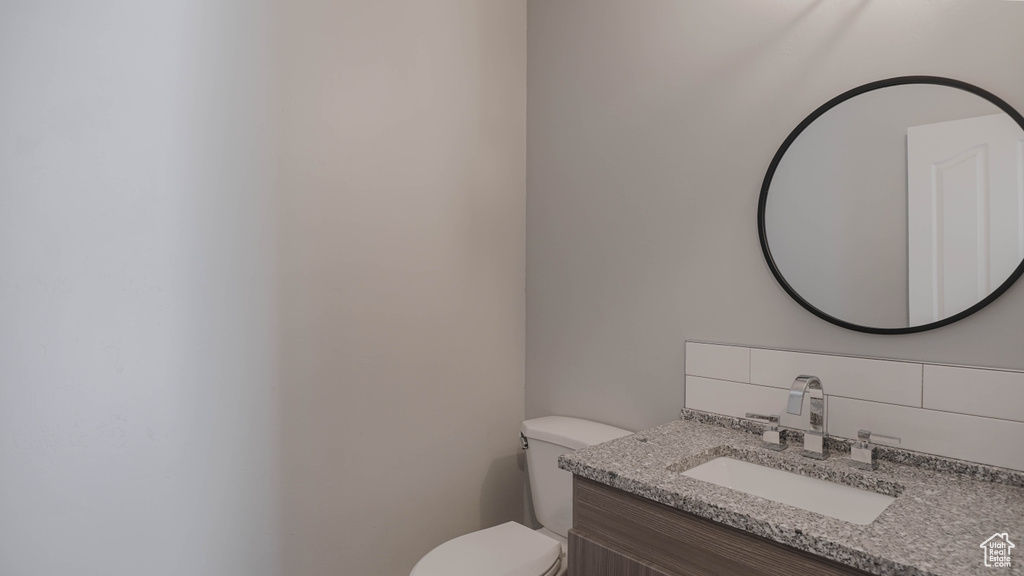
[409,416,632,576]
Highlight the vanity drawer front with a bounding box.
[572,476,871,576]
[569,530,674,576]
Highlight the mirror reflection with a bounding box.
[762,80,1024,331]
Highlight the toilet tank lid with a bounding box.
[521,416,632,450]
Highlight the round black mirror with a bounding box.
[759,76,1024,334]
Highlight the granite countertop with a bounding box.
[558,410,1024,576]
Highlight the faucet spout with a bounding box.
[785,375,827,459]
[787,381,806,415]
[787,375,821,415]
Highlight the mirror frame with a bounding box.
[758,76,1024,334]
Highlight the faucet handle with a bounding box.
[856,430,901,446]
[745,413,780,425]
[850,430,900,470]
[745,413,786,451]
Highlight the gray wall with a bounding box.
[1,2,526,576]
[0,2,281,574]
[526,0,1024,432]
[279,2,526,575]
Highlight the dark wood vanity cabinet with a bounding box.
[569,476,872,576]
[570,530,674,576]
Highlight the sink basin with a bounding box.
[682,457,895,525]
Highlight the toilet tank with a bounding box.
[521,416,631,538]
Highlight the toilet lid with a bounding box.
[409,521,561,576]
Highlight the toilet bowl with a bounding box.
[409,417,632,576]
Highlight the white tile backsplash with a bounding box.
[924,365,1024,422]
[749,348,922,407]
[684,342,750,383]
[685,376,783,418]
[827,396,1024,471]
[685,341,1024,471]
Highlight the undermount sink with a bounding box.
[682,457,896,525]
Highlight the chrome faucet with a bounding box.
[786,375,826,459]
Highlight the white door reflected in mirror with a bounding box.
[907,113,1024,325]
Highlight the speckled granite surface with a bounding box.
[558,410,1024,576]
